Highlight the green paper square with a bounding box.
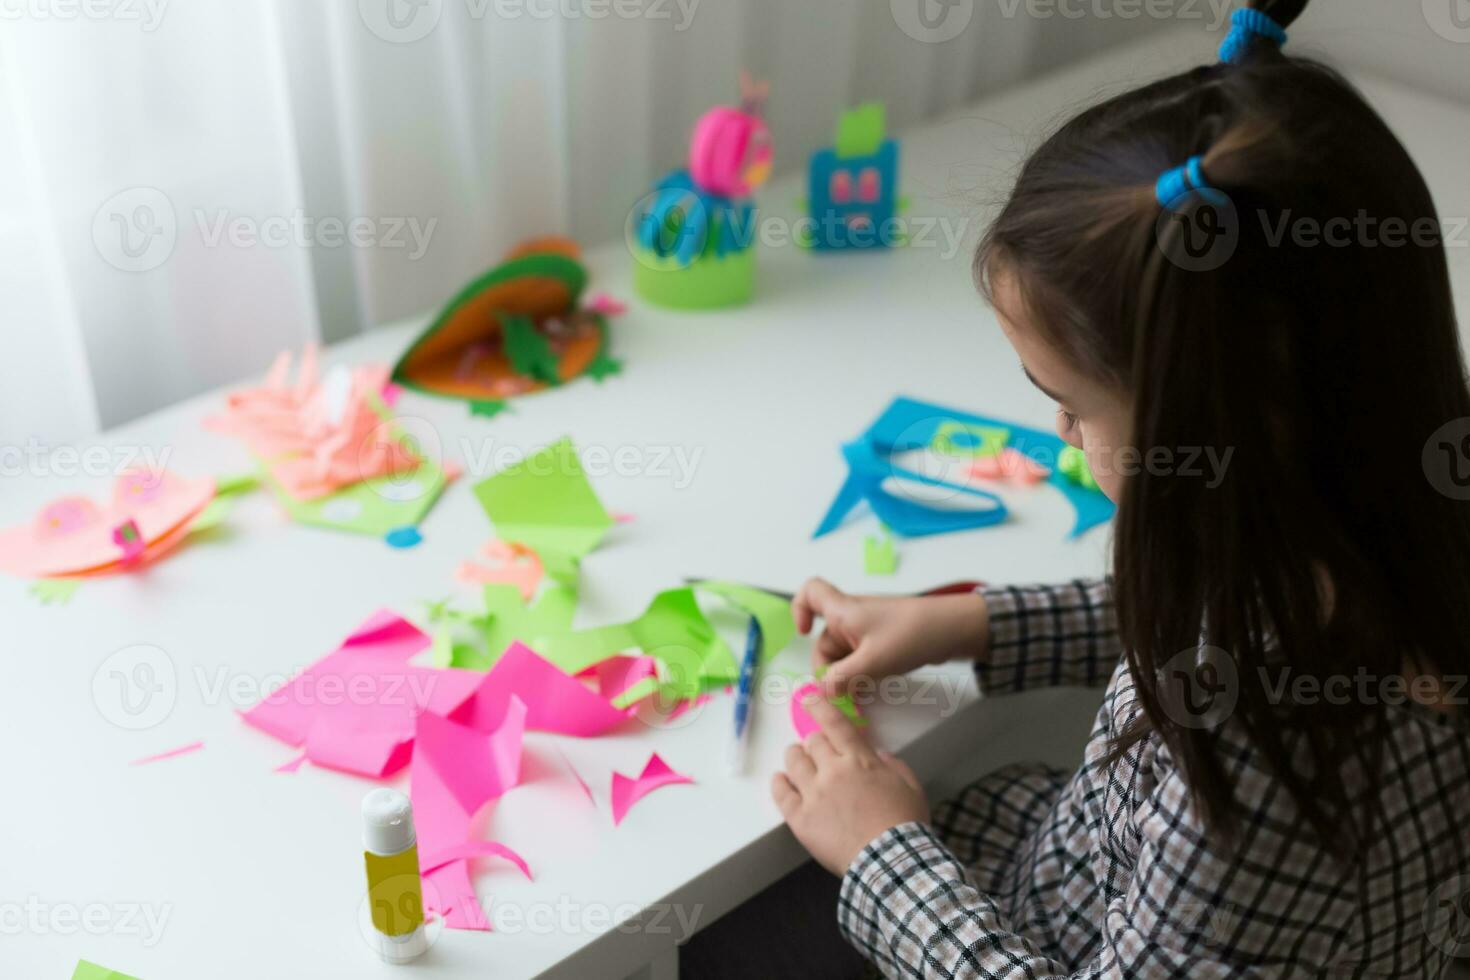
[472,438,613,560]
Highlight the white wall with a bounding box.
[1289,2,1470,107]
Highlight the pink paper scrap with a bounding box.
[610,753,693,827]
[129,740,204,766]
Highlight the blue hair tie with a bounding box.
[1155,156,1208,207]
[1219,7,1288,64]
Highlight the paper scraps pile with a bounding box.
[242,438,797,930]
[205,346,453,541]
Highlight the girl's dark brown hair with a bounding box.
[977,0,1470,854]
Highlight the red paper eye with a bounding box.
[830,170,852,204]
[858,167,881,203]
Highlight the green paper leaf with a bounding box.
[864,533,899,575]
[585,354,623,381]
[835,102,886,159]
[502,313,562,385]
[30,578,81,605]
[469,399,511,419]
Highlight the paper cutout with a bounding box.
[420,841,533,880]
[392,242,615,404]
[932,421,1008,458]
[1057,445,1101,491]
[72,962,139,980]
[0,470,216,579]
[454,540,544,600]
[473,438,614,569]
[263,453,450,539]
[29,578,81,605]
[206,351,417,501]
[808,103,901,250]
[586,293,627,316]
[539,587,738,700]
[815,397,1114,540]
[469,398,511,419]
[451,642,633,738]
[611,753,693,826]
[412,696,527,931]
[241,611,486,778]
[969,447,1049,485]
[275,752,308,774]
[690,580,796,664]
[864,532,898,575]
[385,526,424,549]
[129,740,204,766]
[790,682,867,739]
[436,583,579,671]
[633,79,767,309]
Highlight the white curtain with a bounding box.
[0,0,1157,442]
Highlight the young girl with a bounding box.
[772,1,1470,976]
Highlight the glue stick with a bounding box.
[362,788,429,963]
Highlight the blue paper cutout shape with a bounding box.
[814,397,1115,540]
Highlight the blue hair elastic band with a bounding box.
[1218,7,1288,64]
[1155,155,1207,207]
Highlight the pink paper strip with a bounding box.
[420,841,533,880]
[451,643,633,738]
[610,753,693,827]
[413,696,527,932]
[789,682,865,739]
[129,740,204,766]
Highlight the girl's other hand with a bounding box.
[792,577,989,696]
[772,695,930,876]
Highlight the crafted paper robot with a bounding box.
[807,103,901,250]
[632,74,771,309]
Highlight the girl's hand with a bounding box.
[772,696,930,876]
[793,577,989,695]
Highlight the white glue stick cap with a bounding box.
[362,788,416,855]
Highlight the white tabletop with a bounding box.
[6,30,1469,980]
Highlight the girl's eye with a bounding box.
[1058,409,1079,430]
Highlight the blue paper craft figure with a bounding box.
[814,397,1116,540]
[807,103,901,250]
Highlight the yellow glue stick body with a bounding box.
[362,788,429,963]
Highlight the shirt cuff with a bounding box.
[837,821,973,968]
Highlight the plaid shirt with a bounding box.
[838,580,1470,978]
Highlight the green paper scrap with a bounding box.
[545,587,738,700]
[835,103,886,159]
[864,533,898,575]
[585,353,623,382]
[691,580,796,663]
[437,583,579,672]
[264,456,449,538]
[30,578,81,605]
[470,399,511,419]
[214,471,261,496]
[611,675,659,710]
[1057,445,1100,491]
[187,494,237,536]
[932,420,1009,458]
[586,317,622,382]
[72,961,140,980]
[813,667,871,728]
[473,438,614,562]
[502,313,562,385]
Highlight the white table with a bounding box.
[6,30,1469,980]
